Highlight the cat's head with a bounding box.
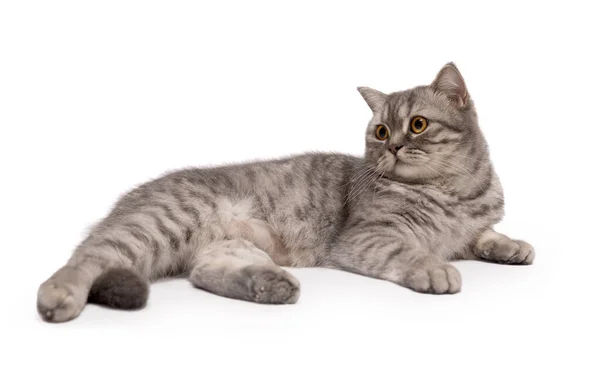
[358,63,489,185]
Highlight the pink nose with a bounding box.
[389,145,403,154]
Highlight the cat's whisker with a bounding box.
[422,163,462,193]
[344,172,377,204]
[427,156,476,177]
[427,159,472,181]
[360,164,386,205]
[344,165,374,186]
[344,165,376,190]
[345,169,377,205]
[372,165,388,203]
[347,163,385,206]
[429,152,483,162]
[427,159,486,195]
[347,168,379,204]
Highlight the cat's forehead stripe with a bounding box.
[405,91,414,109]
[402,117,409,134]
[399,103,408,120]
[383,91,422,131]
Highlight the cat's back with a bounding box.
[116,152,359,201]
[155,151,360,196]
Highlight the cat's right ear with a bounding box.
[431,62,470,108]
[357,86,387,113]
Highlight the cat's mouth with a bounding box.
[379,150,431,180]
[378,151,397,173]
[388,149,428,166]
[396,155,418,165]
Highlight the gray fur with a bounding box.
[37,63,534,322]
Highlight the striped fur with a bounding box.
[37,63,534,322]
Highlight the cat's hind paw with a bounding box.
[37,277,86,323]
[245,266,300,304]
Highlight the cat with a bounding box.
[37,63,535,322]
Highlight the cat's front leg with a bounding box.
[382,249,462,294]
[471,229,535,265]
[327,237,461,294]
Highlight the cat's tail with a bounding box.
[87,268,149,310]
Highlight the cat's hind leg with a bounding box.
[37,250,149,323]
[189,239,300,304]
[37,229,155,323]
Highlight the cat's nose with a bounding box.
[389,144,403,155]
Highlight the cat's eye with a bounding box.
[410,116,428,134]
[375,125,389,140]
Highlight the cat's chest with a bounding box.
[376,182,504,256]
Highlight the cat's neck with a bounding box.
[376,157,493,200]
[350,154,494,202]
[434,161,492,199]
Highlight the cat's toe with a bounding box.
[474,237,534,265]
[246,266,300,304]
[510,240,535,265]
[404,264,461,294]
[443,265,462,293]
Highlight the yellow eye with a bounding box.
[410,116,428,134]
[375,125,389,140]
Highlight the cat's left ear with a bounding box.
[431,62,470,108]
[357,86,387,113]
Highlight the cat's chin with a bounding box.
[392,162,431,182]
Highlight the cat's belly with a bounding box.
[211,195,335,267]
[210,193,499,266]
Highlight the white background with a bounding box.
[1,1,599,364]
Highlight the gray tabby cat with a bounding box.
[37,63,535,322]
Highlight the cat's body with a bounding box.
[37,63,534,322]
[94,153,357,275]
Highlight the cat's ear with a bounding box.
[431,62,469,108]
[357,86,387,113]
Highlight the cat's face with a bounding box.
[359,63,487,183]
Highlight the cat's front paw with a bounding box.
[403,264,461,294]
[473,236,535,265]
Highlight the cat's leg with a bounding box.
[377,248,462,294]
[189,239,300,304]
[36,217,174,322]
[471,228,535,265]
[37,239,149,323]
[326,238,461,295]
[37,255,103,323]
